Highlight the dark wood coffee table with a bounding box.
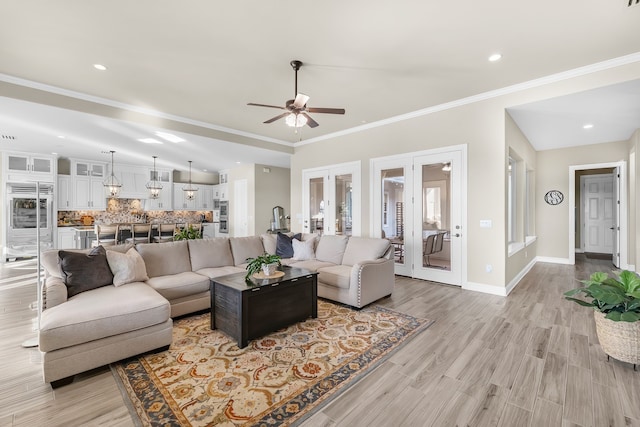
[210,266,318,348]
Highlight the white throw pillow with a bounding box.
[106,248,149,286]
[292,238,315,261]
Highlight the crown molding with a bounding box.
[295,52,640,147]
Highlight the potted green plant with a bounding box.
[565,270,640,368]
[245,253,281,279]
[173,225,202,240]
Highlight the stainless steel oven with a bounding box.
[5,183,54,260]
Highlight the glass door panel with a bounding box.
[381,168,405,264]
[309,176,325,235]
[421,164,451,271]
[335,174,352,235]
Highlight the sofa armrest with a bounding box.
[350,258,395,307]
[43,276,68,310]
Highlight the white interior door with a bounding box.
[302,170,328,235]
[412,150,463,286]
[582,174,614,254]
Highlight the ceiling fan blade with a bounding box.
[263,112,289,124]
[301,112,319,128]
[306,107,346,115]
[247,102,285,110]
[293,93,310,109]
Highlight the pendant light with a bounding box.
[103,150,122,197]
[145,155,163,199]
[182,160,198,201]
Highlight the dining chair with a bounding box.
[91,224,119,247]
[153,223,176,243]
[126,223,152,244]
[422,233,437,267]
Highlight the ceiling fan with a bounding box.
[247,60,345,128]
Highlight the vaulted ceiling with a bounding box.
[1,1,639,172]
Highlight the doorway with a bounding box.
[372,146,467,286]
[569,162,626,268]
[580,173,614,259]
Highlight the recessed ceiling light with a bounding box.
[203,169,207,172]
[138,138,163,144]
[154,131,185,143]
[57,135,65,139]
[93,64,107,71]
[583,124,594,129]
[236,161,241,164]
[51,152,58,155]
[488,53,502,62]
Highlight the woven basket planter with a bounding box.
[594,311,640,365]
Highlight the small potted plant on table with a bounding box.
[564,270,640,370]
[245,253,282,280]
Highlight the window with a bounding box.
[525,169,535,238]
[508,157,516,244]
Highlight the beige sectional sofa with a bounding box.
[39,233,394,386]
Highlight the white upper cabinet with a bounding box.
[173,182,198,210]
[3,151,56,182]
[57,175,72,209]
[144,168,173,210]
[71,159,107,209]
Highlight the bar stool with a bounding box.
[153,223,176,243]
[126,223,151,244]
[92,224,119,247]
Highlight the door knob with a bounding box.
[455,233,461,237]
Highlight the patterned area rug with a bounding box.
[112,300,432,426]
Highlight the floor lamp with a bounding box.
[22,181,43,348]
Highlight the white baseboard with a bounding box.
[536,256,573,265]
[505,258,537,296]
[463,281,507,297]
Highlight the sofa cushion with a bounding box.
[59,246,114,298]
[315,235,349,265]
[261,234,277,255]
[188,238,234,270]
[39,282,170,352]
[196,266,245,279]
[229,236,265,266]
[341,237,391,266]
[317,265,352,289]
[276,232,301,258]
[106,248,149,286]
[42,244,134,280]
[145,271,210,300]
[293,238,315,260]
[136,241,191,278]
[289,259,336,272]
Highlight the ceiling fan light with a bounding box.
[286,113,307,128]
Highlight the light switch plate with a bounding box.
[480,220,492,228]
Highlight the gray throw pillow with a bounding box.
[276,232,301,258]
[59,245,114,298]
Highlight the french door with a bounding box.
[302,162,361,236]
[372,147,466,286]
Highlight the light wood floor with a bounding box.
[1,256,638,426]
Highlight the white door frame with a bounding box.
[370,144,467,286]
[569,161,627,267]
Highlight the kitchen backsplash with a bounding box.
[58,198,213,224]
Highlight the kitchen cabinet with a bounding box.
[73,176,107,209]
[71,159,107,209]
[144,168,173,210]
[173,183,198,210]
[198,184,214,210]
[57,228,78,249]
[57,175,72,209]
[214,183,229,200]
[3,151,56,182]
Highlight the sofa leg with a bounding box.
[50,376,74,389]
